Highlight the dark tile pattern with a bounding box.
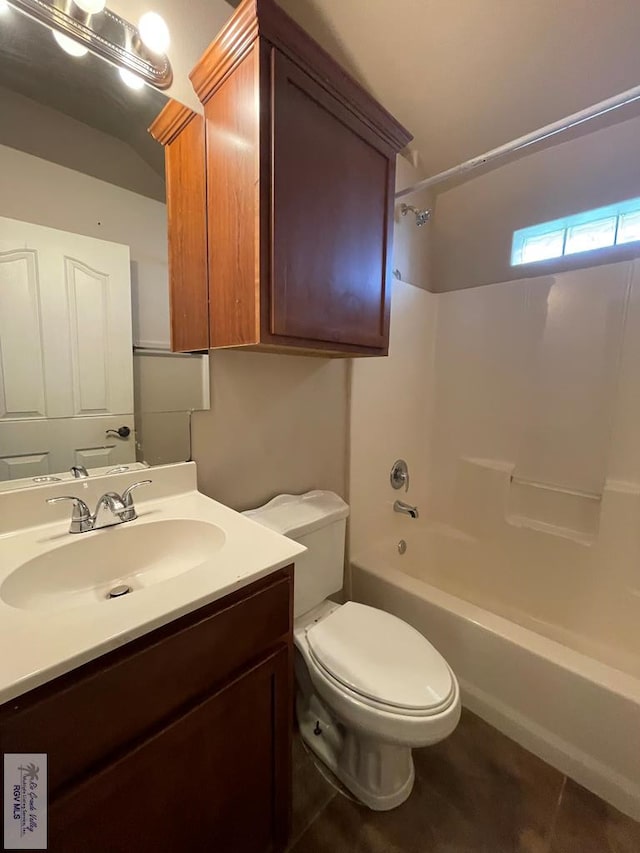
[550,779,640,853]
[289,734,336,848]
[288,709,640,853]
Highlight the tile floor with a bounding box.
[288,708,640,853]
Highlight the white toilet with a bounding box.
[244,490,461,811]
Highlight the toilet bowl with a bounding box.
[243,491,461,810]
[294,600,460,809]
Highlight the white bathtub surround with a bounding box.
[348,258,640,821]
[351,556,640,821]
[427,261,640,525]
[0,462,305,703]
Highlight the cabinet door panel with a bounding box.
[48,649,290,853]
[270,50,393,349]
[2,572,290,801]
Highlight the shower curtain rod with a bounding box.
[395,81,640,199]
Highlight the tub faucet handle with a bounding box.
[390,459,410,492]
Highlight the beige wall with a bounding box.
[432,112,640,292]
[191,351,349,511]
[393,155,432,290]
[0,86,165,202]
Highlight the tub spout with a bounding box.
[394,500,419,519]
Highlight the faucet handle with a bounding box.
[46,496,92,534]
[120,480,152,521]
[390,459,410,492]
[122,480,153,505]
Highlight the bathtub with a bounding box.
[350,536,640,820]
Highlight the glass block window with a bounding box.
[511,197,640,265]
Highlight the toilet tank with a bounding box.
[243,491,349,617]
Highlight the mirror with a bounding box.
[0,6,209,491]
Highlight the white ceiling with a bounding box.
[111,0,640,179]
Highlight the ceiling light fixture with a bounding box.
[0,0,10,13]
[138,11,170,54]
[53,30,89,57]
[73,0,106,13]
[119,67,145,90]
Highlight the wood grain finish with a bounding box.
[270,51,391,349]
[148,99,198,146]
[149,101,209,352]
[0,569,291,799]
[205,43,261,348]
[187,0,411,357]
[0,567,294,852]
[49,650,289,853]
[189,0,260,104]
[190,0,411,151]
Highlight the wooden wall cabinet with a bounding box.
[149,101,209,353]
[152,0,412,357]
[0,567,294,853]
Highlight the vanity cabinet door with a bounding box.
[48,648,291,853]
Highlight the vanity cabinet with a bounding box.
[151,0,411,357]
[0,566,294,853]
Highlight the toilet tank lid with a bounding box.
[243,490,349,538]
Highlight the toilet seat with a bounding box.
[305,602,455,716]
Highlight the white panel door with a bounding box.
[48,414,136,472]
[0,415,135,482]
[0,217,134,479]
[0,249,46,419]
[0,421,52,480]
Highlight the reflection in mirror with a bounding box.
[0,6,209,490]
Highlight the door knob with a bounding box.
[106,426,131,439]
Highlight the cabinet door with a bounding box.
[48,649,291,853]
[270,50,394,350]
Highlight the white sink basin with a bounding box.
[0,518,226,612]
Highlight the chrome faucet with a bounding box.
[47,480,152,534]
[393,499,419,519]
[70,465,89,479]
[94,491,128,523]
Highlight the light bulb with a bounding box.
[0,0,10,15]
[119,68,145,91]
[138,12,170,54]
[73,0,106,13]
[53,31,88,57]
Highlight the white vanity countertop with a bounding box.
[0,463,305,704]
